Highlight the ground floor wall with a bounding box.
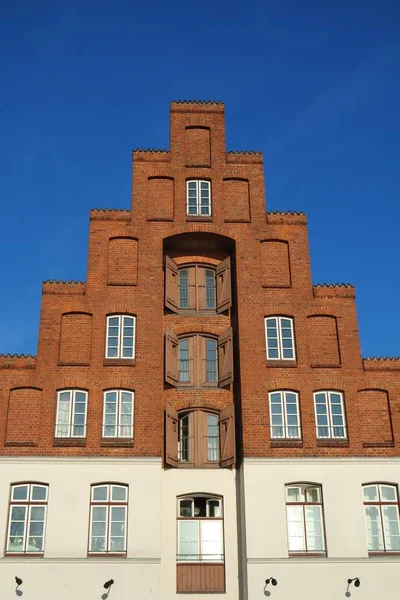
[0,457,238,600]
[244,457,400,600]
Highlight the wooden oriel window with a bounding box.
[165,256,231,314]
[89,484,128,554]
[363,484,400,552]
[164,329,234,389]
[165,404,235,469]
[6,483,48,554]
[285,484,326,555]
[176,495,225,593]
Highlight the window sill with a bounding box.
[100,439,134,448]
[186,216,213,222]
[103,358,136,367]
[4,441,37,447]
[58,361,90,367]
[363,441,394,448]
[262,284,292,289]
[266,360,297,368]
[53,438,86,447]
[311,363,341,369]
[368,552,400,557]
[270,440,303,448]
[4,552,44,558]
[316,439,349,447]
[176,385,221,391]
[289,552,326,558]
[178,462,221,469]
[88,553,127,558]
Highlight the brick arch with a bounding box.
[164,225,239,241]
[172,323,226,337]
[101,379,136,391]
[174,397,227,413]
[55,379,92,390]
[108,228,139,240]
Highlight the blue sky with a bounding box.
[1,0,399,357]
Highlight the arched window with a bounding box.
[165,404,235,469]
[265,316,295,361]
[186,180,211,216]
[269,391,301,439]
[313,391,347,439]
[102,390,134,439]
[177,495,223,562]
[165,329,233,389]
[363,483,400,552]
[55,389,88,438]
[89,483,128,554]
[285,483,326,554]
[7,483,49,554]
[105,315,136,359]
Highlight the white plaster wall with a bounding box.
[0,457,162,600]
[160,467,238,600]
[244,458,400,600]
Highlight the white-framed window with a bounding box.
[186,180,211,216]
[55,389,87,438]
[89,484,128,554]
[265,316,295,360]
[314,391,346,439]
[6,483,48,554]
[106,315,136,359]
[103,390,134,438]
[177,495,224,562]
[269,391,301,439]
[363,484,400,552]
[285,484,325,554]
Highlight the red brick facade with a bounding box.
[1,100,399,459]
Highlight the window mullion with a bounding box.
[282,393,288,436]
[302,505,308,552]
[197,181,200,214]
[106,505,111,552]
[24,504,30,553]
[119,316,123,358]
[117,391,121,437]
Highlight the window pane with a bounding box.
[93,487,108,502]
[179,415,191,462]
[287,505,305,551]
[201,520,222,559]
[305,506,324,551]
[111,486,127,502]
[206,339,217,383]
[365,506,384,550]
[381,486,397,502]
[178,521,199,559]
[12,486,29,501]
[306,487,320,503]
[179,339,190,382]
[179,499,193,517]
[179,270,189,308]
[363,486,378,502]
[286,487,302,502]
[207,499,221,518]
[30,506,45,521]
[383,506,400,550]
[8,506,26,552]
[207,414,219,461]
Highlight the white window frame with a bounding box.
[363,483,400,553]
[313,391,347,439]
[55,389,88,438]
[265,316,296,360]
[269,391,301,439]
[177,495,224,563]
[7,483,48,554]
[89,484,128,554]
[186,180,212,217]
[105,315,136,359]
[285,484,325,554]
[102,390,134,438]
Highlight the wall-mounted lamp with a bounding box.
[15,577,23,587]
[104,579,115,590]
[265,577,278,586]
[347,578,361,590]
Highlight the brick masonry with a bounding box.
[0,100,399,459]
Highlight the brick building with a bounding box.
[1,101,400,600]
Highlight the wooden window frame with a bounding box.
[269,391,301,440]
[88,483,128,555]
[285,483,326,556]
[362,483,400,554]
[178,410,220,468]
[265,316,296,361]
[178,265,217,313]
[102,390,134,439]
[178,335,218,388]
[6,483,49,555]
[55,389,88,439]
[177,495,224,563]
[105,315,136,360]
[314,390,347,440]
[186,180,212,217]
